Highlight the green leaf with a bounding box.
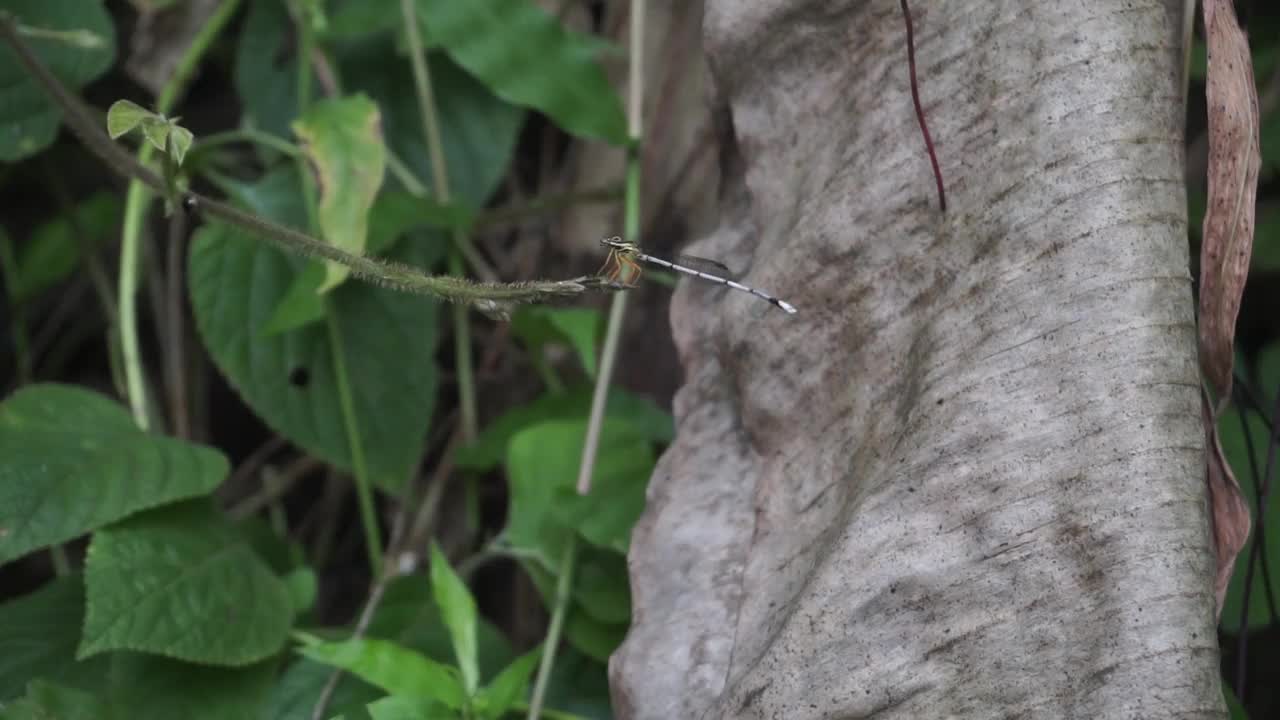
[263,262,327,336]
[456,385,672,471]
[1219,344,1280,632]
[505,418,654,562]
[521,563,627,665]
[1251,206,1280,272]
[105,99,153,139]
[0,576,110,702]
[263,657,382,720]
[1224,682,1249,720]
[104,653,276,720]
[239,515,308,575]
[0,0,115,161]
[284,567,319,616]
[5,679,105,720]
[511,307,602,377]
[343,50,522,207]
[233,0,299,140]
[417,0,626,144]
[139,115,171,152]
[292,95,387,292]
[324,0,401,40]
[367,575,514,679]
[474,647,540,720]
[295,634,466,710]
[188,168,441,493]
[365,696,447,720]
[571,548,630,625]
[263,188,473,337]
[79,502,294,665]
[563,609,626,664]
[0,384,228,564]
[167,123,193,165]
[367,192,475,255]
[536,646,612,720]
[429,543,479,695]
[269,574,519,719]
[9,191,121,303]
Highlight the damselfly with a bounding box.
[598,237,797,314]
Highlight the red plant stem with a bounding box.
[901,0,947,212]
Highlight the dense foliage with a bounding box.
[0,1,658,718]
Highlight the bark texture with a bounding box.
[610,1,1225,718]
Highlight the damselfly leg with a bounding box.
[597,238,643,286]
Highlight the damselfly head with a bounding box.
[600,236,628,250]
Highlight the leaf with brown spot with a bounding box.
[1202,386,1250,617]
[291,94,387,293]
[1198,0,1261,403]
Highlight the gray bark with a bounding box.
[610,1,1225,718]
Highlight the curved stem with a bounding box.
[116,0,245,428]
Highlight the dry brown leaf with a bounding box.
[1202,386,1251,616]
[1198,0,1260,621]
[1198,0,1261,403]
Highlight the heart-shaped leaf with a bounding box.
[105,652,277,720]
[168,122,193,165]
[79,502,293,666]
[0,0,115,161]
[505,418,654,564]
[0,576,109,701]
[456,385,672,471]
[188,168,441,493]
[106,99,154,139]
[0,383,227,564]
[6,680,105,720]
[417,0,626,144]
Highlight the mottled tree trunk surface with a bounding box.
[610,1,1225,718]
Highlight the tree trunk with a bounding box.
[610,1,1225,717]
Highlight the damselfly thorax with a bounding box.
[597,237,796,314]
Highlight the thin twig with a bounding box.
[900,0,946,212]
[309,574,392,720]
[228,455,323,520]
[396,428,466,571]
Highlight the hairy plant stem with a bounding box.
[0,13,604,327]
